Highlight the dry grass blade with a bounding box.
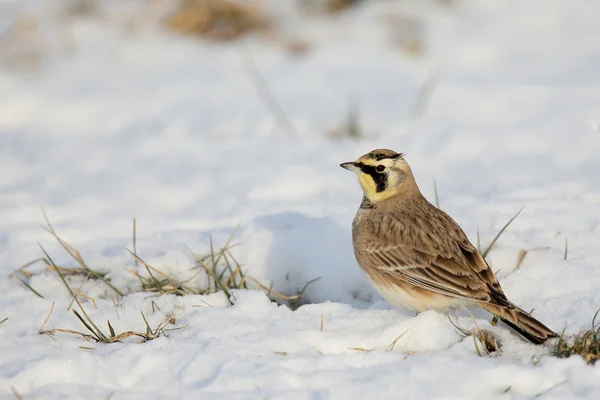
[39,243,77,302]
[515,249,528,270]
[482,206,524,259]
[246,276,321,310]
[564,238,568,261]
[433,179,440,208]
[388,330,408,351]
[9,257,47,278]
[10,387,24,400]
[245,276,302,300]
[186,246,233,303]
[68,272,91,310]
[320,314,324,331]
[40,209,124,296]
[39,301,55,332]
[0,317,7,325]
[126,250,199,296]
[349,347,372,352]
[448,312,502,356]
[40,243,112,342]
[515,246,550,270]
[552,309,600,365]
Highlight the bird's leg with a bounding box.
[491,316,499,326]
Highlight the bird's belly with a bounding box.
[369,279,471,313]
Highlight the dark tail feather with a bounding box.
[482,303,558,345]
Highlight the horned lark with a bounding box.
[341,149,557,344]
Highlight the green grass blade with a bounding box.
[16,276,45,298]
[107,320,116,337]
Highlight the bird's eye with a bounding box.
[376,165,385,173]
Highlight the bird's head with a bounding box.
[340,149,417,204]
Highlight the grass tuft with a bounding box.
[552,310,600,365]
[19,215,321,346]
[11,210,125,298]
[38,246,183,344]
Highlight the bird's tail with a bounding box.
[481,303,558,345]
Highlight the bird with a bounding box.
[340,149,557,344]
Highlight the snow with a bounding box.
[1,0,600,398]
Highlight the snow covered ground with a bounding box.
[1,0,600,398]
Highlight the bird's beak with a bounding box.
[340,162,361,174]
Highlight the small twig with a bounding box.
[0,317,8,325]
[433,179,440,208]
[564,238,568,261]
[482,207,524,259]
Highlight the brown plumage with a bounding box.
[341,149,557,345]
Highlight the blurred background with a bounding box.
[0,0,599,304]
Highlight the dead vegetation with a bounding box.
[12,213,320,344]
[552,311,600,365]
[326,0,362,13]
[164,0,270,41]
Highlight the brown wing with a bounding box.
[356,204,509,307]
